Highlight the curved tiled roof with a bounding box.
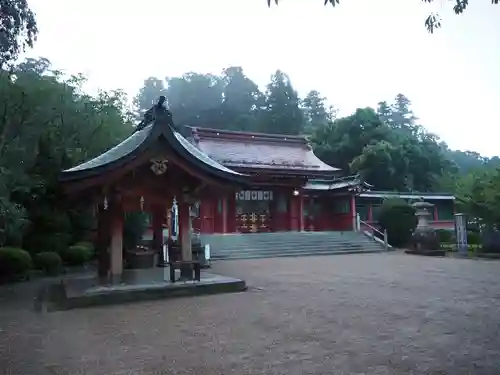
[189,127,340,174]
[64,124,153,173]
[60,106,246,184]
[173,131,242,176]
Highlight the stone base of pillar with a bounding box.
[156,250,168,267]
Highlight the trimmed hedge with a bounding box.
[467,231,481,245]
[378,198,418,247]
[60,245,93,266]
[74,241,94,254]
[436,229,454,243]
[33,251,62,276]
[0,247,32,280]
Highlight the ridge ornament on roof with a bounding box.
[59,96,248,190]
[136,96,178,133]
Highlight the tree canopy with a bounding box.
[1,56,500,250]
[0,0,38,68]
[0,57,133,250]
[267,0,499,33]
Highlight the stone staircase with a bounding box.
[200,231,386,261]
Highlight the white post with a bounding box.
[356,213,361,231]
[205,244,211,261]
[455,213,468,256]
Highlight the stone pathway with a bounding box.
[1,252,499,374]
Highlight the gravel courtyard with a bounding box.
[1,252,500,375]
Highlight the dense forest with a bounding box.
[2,57,500,253]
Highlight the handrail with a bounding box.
[359,220,384,237]
[359,218,389,251]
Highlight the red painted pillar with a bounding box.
[199,198,207,233]
[368,204,373,222]
[290,194,300,231]
[433,205,438,221]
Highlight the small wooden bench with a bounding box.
[168,260,201,283]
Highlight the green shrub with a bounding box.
[33,251,62,276]
[0,247,32,280]
[436,229,454,243]
[378,198,418,247]
[467,231,481,245]
[60,245,92,266]
[74,241,95,256]
[24,232,72,256]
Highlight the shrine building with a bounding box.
[182,127,455,235]
[59,99,455,281]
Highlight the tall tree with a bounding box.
[0,0,38,68]
[0,57,133,249]
[351,140,410,191]
[302,90,336,134]
[376,101,392,125]
[220,66,263,132]
[260,70,304,135]
[266,0,499,33]
[390,93,418,133]
[312,107,391,172]
[164,72,224,128]
[312,105,451,192]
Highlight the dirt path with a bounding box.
[1,252,499,375]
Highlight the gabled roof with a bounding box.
[188,127,340,177]
[60,100,247,185]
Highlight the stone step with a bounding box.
[211,248,382,261]
[201,234,365,245]
[201,231,386,261]
[211,242,380,254]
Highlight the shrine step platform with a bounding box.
[41,268,246,311]
[205,231,385,261]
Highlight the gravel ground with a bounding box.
[1,252,500,375]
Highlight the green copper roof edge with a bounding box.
[361,190,454,197]
[60,119,249,185]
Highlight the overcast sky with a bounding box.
[25,0,500,155]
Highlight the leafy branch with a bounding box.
[267,0,499,33]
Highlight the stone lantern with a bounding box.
[407,199,445,256]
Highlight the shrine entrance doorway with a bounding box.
[235,190,273,233]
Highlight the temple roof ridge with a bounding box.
[188,126,311,147]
